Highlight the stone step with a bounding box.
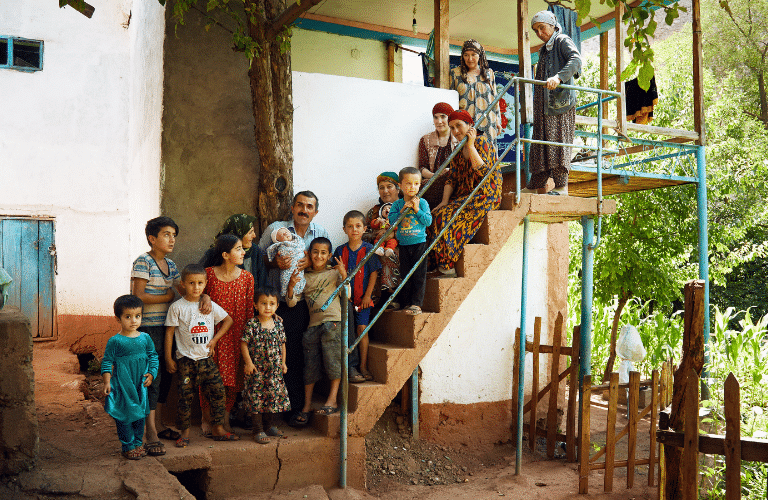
[369,310,435,347]
[367,342,409,384]
[422,276,469,314]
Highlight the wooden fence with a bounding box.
[512,312,581,461]
[578,359,673,493]
[656,369,768,500]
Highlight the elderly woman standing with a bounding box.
[418,102,459,209]
[525,11,582,196]
[429,110,502,276]
[449,40,503,144]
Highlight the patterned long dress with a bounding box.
[203,267,254,403]
[241,317,291,413]
[428,136,502,270]
[449,66,502,144]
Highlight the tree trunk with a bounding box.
[602,292,630,383]
[248,0,294,233]
[758,71,768,129]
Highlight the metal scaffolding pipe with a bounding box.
[515,216,530,475]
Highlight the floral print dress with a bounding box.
[241,317,291,413]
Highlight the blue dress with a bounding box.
[101,332,159,423]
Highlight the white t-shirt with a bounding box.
[165,297,228,361]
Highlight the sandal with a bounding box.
[405,305,422,315]
[316,406,339,415]
[385,302,401,311]
[212,432,240,441]
[145,441,166,456]
[254,432,270,444]
[349,371,366,383]
[288,411,310,427]
[122,448,142,460]
[360,370,374,381]
[175,437,190,448]
[157,428,181,441]
[265,426,283,437]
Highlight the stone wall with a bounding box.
[0,307,38,474]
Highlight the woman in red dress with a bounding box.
[202,234,254,433]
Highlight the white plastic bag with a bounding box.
[616,324,646,384]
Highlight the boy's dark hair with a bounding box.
[181,263,207,281]
[114,294,143,317]
[145,216,179,246]
[293,190,319,210]
[309,237,332,254]
[211,234,240,267]
[255,287,280,302]
[399,166,421,181]
[343,210,366,227]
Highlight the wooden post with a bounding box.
[614,3,627,136]
[512,327,521,439]
[691,0,706,145]
[723,373,741,500]
[599,31,609,140]
[566,325,581,462]
[433,0,449,89]
[516,0,533,122]
[529,316,542,451]
[664,280,706,499]
[386,41,395,82]
[649,369,659,487]
[604,372,619,492]
[627,371,639,488]
[546,313,563,458]
[682,369,700,500]
[578,375,592,494]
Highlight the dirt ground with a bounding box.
[0,345,658,499]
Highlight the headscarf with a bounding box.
[448,109,474,125]
[213,214,256,257]
[531,11,562,51]
[377,172,399,187]
[432,102,454,117]
[459,39,492,83]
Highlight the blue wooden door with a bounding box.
[0,218,56,338]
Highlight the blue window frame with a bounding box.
[0,37,44,72]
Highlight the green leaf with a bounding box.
[638,60,654,90]
[620,58,639,80]
[577,0,592,22]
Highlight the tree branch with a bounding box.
[266,0,323,40]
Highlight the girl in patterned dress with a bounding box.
[201,234,254,433]
[241,288,290,444]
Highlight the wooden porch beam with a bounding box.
[614,3,627,136]
[434,0,450,89]
[386,41,395,82]
[266,0,323,40]
[517,0,533,122]
[692,0,706,145]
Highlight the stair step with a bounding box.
[367,342,409,384]
[456,243,495,280]
[422,276,468,314]
[349,381,386,416]
[311,409,340,437]
[369,310,435,347]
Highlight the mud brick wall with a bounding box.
[0,307,38,474]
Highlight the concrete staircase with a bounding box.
[313,192,615,437]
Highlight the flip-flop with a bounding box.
[122,448,142,460]
[404,305,422,315]
[349,372,366,383]
[316,406,339,415]
[288,411,310,427]
[145,441,166,456]
[254,431,270,444]
[157,428,181,441]
[265,426,283,437]
[361,371,374,381]
[175,437,189,448]
[212,432,240,441]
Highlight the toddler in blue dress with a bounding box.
[101,295,159,460]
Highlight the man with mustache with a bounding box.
[258,192,340,426]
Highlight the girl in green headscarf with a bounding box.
[200,214,267,290]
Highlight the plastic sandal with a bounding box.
[265,426,283,437]
[175,437,190,448]
[254,432,270,444]
[212,432,240,441]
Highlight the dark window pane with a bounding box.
[13,40,41,69]
[0,39,7,66]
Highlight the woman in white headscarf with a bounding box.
[525,11,582,196]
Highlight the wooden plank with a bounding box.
[614,2,627,136]
[523,366,570,413]
[21,220,39,336]
[658,363,669,499]
[588,378,655,392]
[546,313,563,458]
[590,401,653,463]
[516,0,533,122]
[691,0,705,145]
[524,343,573,356]
[433,0,449,89]
[604,372,619,492]
[649,369,659,487]
[575,115,700,140]
[386,41,395,82]
[589,458,651,470]
[657,431,768,463]
[37,220,55,338]
[579,375,592,494]
[529,316,541,452]
[724,373,741,500]
[682,369,699,500]
[627,371,640,488]
[533,427,567,441]
[2,219,23,308]
[511,327,520,440]
[566,325,580,462]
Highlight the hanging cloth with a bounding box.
[548,5,582,53]
[625,77,658,124]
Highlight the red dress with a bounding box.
[204,267,254,390]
